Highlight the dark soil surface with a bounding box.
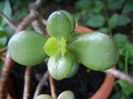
[10,62,105,99]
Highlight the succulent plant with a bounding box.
[8,10,118,80]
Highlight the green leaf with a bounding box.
[48,51,72,80]
[98,28,108,33]
[44,37,60,56]
[15,8,29,19]
[2,0,12,26]
[92,0,103,14]
[61,10,75,33]
[66,51,79,78]
[61,37,67,56]
[118,80,133,96]
[47,11,74,41]
[113,33,128,43]
[109,14,119,29]
[0,17,2,26]
[75,0,92,10]
[122,0,133,14]
[8,30,48,66]
[57,90,75,99]
[129,54,133,65]
[86,15,105,27]
[110,91,122,99]
[0,37,7,48]
[68,31,118,70]
[4,26,14,39]
[107,0,125,10]
[0,30,7,38]
[117,61,125,71]
[117,15,131,26]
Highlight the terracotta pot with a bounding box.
[6,26,115,99]
[75,26,115,99]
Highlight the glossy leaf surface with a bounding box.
[68,31,118,70]
[8,31,48,66]
[57,90,75,99]
[66,51,79,78]
[47,10,75,41]
[48,51,72,80]
[60,10,75,32]
[44,37,60,56]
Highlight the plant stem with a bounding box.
[33,71,49,99]
[0,47,7,54]
[23,67,32,99]
[31,11,46,35]
[0,51,15,99]
[104,68,133,84]
[15,11,39,33]
[49,74,57,99]
[102,0,112,36]
[0,12,17,30]
[125,51,129,73]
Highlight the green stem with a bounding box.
[125,51,129,73]
[102,0,112,36]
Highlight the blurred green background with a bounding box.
[0,0,133,99]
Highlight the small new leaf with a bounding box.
[61,37,67,56]
[44,37,60,56]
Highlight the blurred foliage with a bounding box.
[0,0,34,74]
[0,0,13,73]
[11,0,34,19]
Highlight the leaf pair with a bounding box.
[45,10,79,79]
[48,50,79,80]
[36,90,75,99]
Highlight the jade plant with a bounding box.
[7,10,118,98]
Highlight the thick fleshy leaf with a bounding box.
[48,51,72,80]
[36,94,52,99]
[57,90,75,99]
[8,31,48,66]
[68,31,118,70]
[66,51,79,78]
[60,10,75,32]
[47,10,75,41]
